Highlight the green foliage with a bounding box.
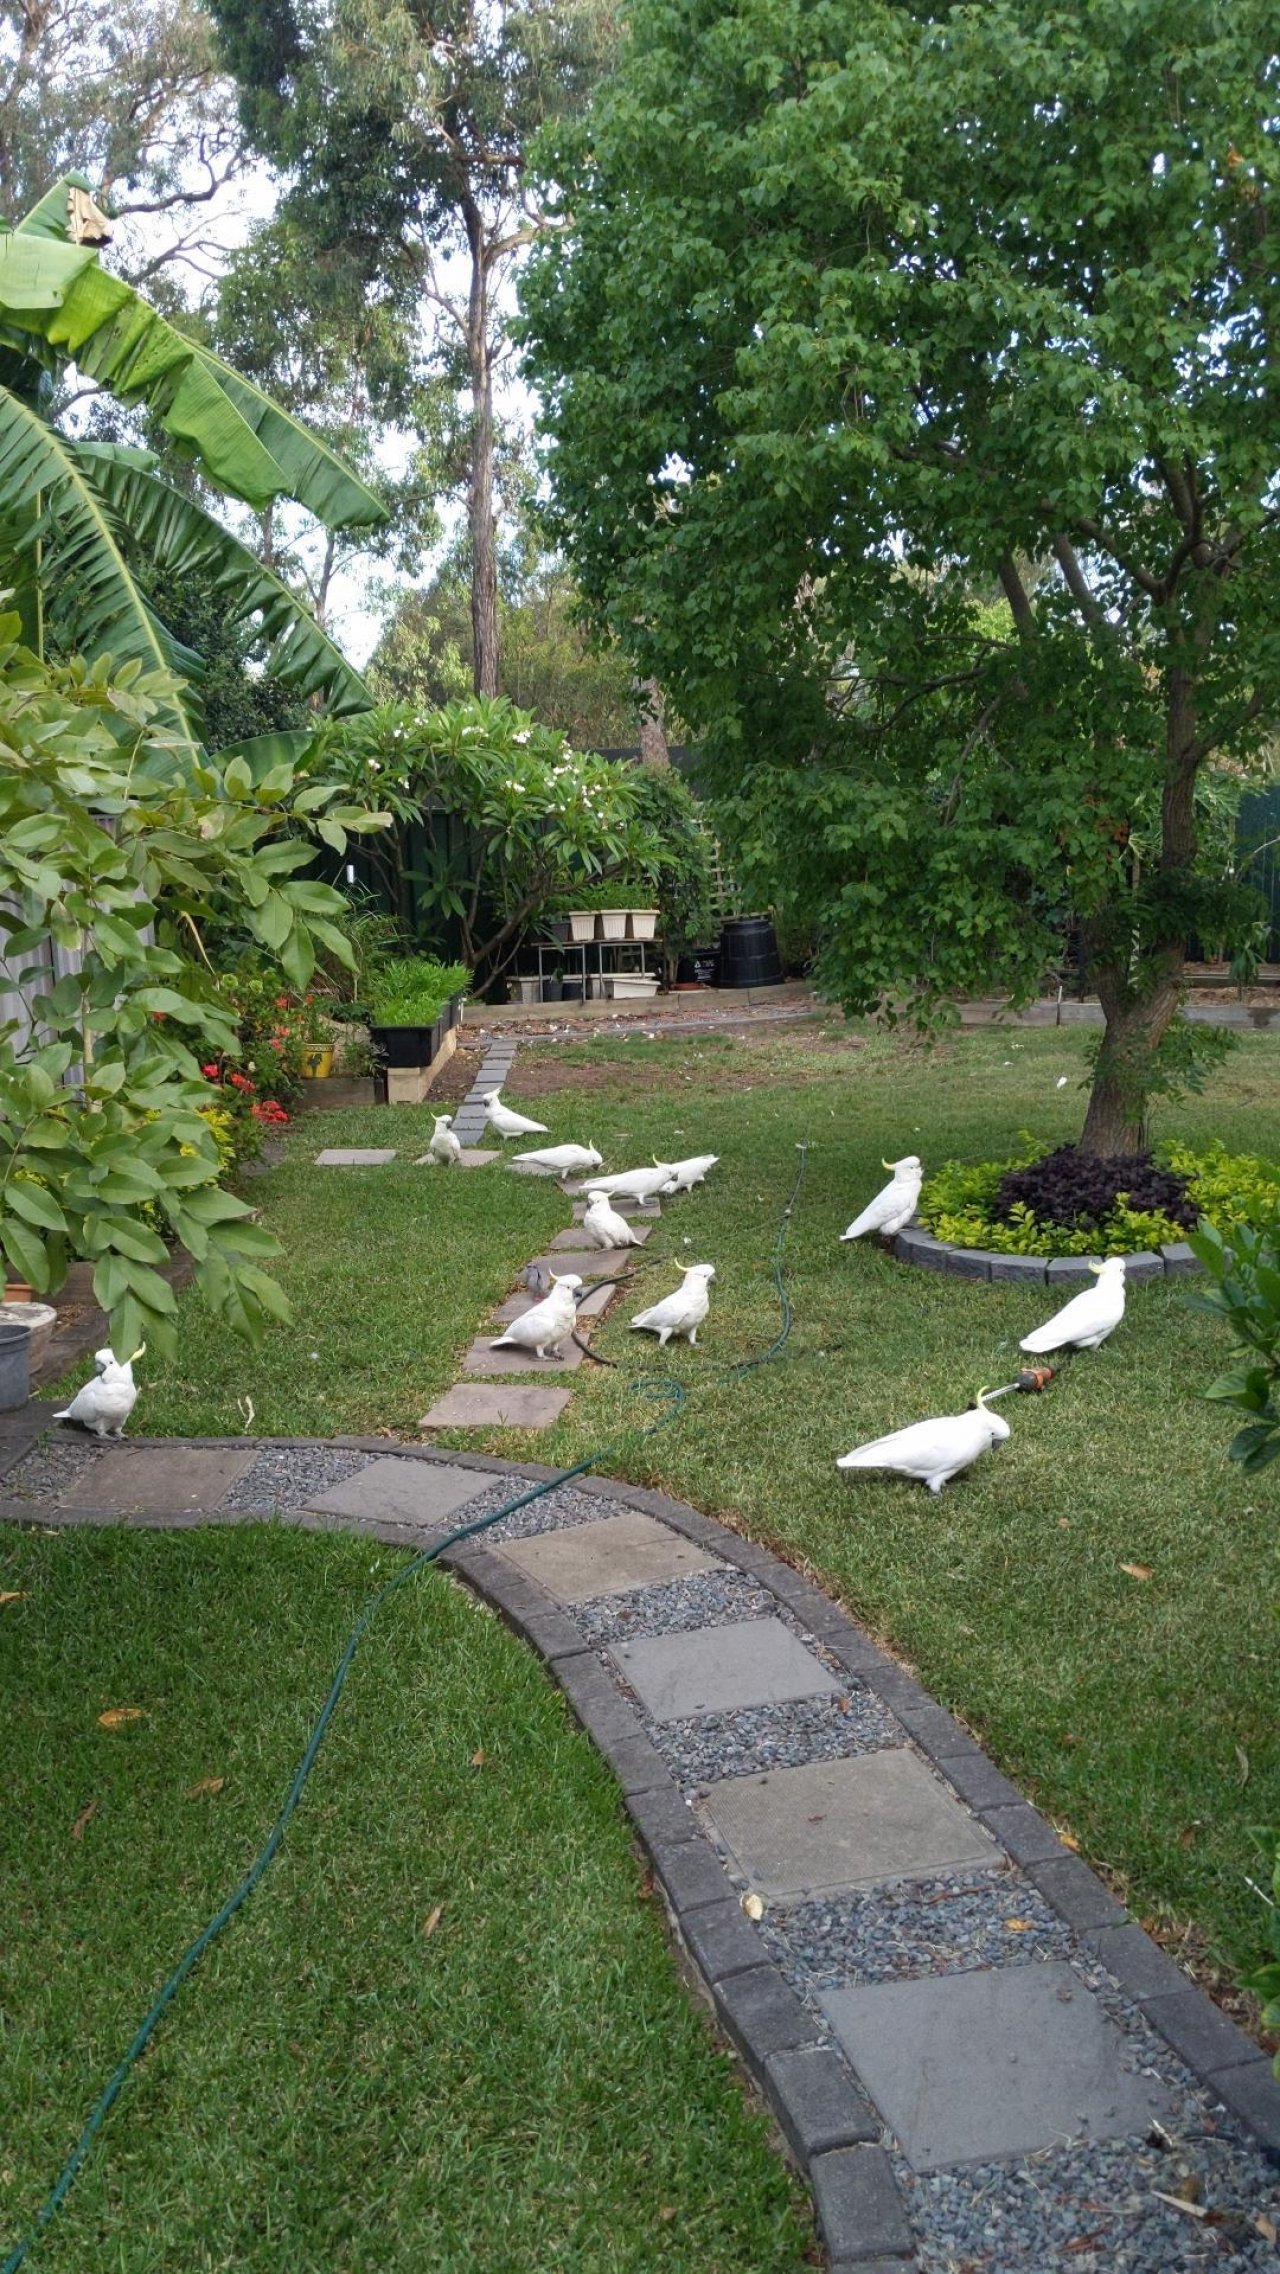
[921,1140,1280,1260]
[0,177,379,747]
[317,695,661,988]
[366,958,470,1027]
[0,613,387,1354]
[521,0,1280,1137]
[1242,1827,1280,2078]
[1190,1209,1280,1473]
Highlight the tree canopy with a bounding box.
[522,0,1280,1151]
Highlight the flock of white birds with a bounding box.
[51,1090,1126,1477]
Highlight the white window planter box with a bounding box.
[626,909,660,941]
[597,910,628,941]
[568,911,596,943]
[510,975,540,1002]
[605,973,661,999]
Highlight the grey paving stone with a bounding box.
[938,1752,1026,1813]
[649,1837,733,1913]
[1082,1922,1195,2004]
[712,1963,818,2061]
[572,1196,659,1221]
[1208,2059,1280,2160]
[809,2146,914,2262]
[418,1384,572,1429]
[1023,1852,1129,1930]
[762,2047,881,2159]
[491,1280,615,1323]
[678,1897,769,1988]
[611,1618,839,1722]
[988,1254,1048,1283]
[1121,1248,1164,1281]
[461,1336,586,1375]
[892,1227,940,1263]
[498,1510,723,1604]
[549,1224,651,1250]
[62,1445,257,1512]
[313,1148,397,1166]
[699,1749,1001,1901]
[1139,1987,1260,2076]
[978,1800,1069,1866]
[937,1245,991,1279]
[1161,1240,1200,1277]
[1046,1254,1104,1282]
[307,1457,490,1528]
[455,1148,501,1168]
[527,1247,639,1279]
[820,1960,1174,2171]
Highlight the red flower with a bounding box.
[252,1100,289,1125]
[200,1063,220,1080]
[229,1071,255,1093]
[275,995,290,1009]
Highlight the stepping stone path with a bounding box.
[4,1427,1278,2272]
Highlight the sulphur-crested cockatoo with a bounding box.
[666,1154,719,1192]
[511,1142,604,1175]
[581,1190,643,1250]
[837,1390,1010,1493]
[54,1346,144,1438]
[1020,1256,1126,1354]
[490,1274,583,1359]
[589,1160,678,1202]
[630,1263,716,1347]
[840,1156,923,1242]
[425,1112,462,1166]
[482,1089,548,1138]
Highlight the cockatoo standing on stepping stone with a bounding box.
[54,1346,144,1438]
[490,1274,583,1359]
[665,1154,719,1192]
[589,1161,678,1202]
[582,1190,644,1250]
[511,1143,603,1175]
[1020,1257,1126,1353]
[630,1263,716,1347]
[840,1155,923,1242]
[425,1113,462,1166]
[482,1089,548,1138]
[837,1390,1010,1493]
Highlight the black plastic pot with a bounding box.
[369,1019,443,1068]
[560,979,584,1002]
[689,947,720,986]
[541,978,564,1002]
[718,916,783,988]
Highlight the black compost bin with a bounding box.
[717,916,783,988]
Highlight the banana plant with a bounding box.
[0,173,385,749]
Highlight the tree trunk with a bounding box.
[464,199,500,697]
[637,678,671,766]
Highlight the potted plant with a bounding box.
[299,994,335,1079]
[367,958,470,1067]
[542,966,565,1001]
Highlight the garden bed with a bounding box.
[891,1226,1200,1284]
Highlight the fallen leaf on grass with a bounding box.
[1059,1830,1081,1852]
[1235,1745,1251,1788]
[186,1776,226,1799]
[1119,1562,1154,1581]
[658,2206,677,2222]
[71,1799,98,1841]
[741,1893,765,1921]
[421,1905,444,1938]
[97,1706,144,1729]
[470,1747,486,1768]
[0,1591,28,1606]
[1256,2212,1279,2244]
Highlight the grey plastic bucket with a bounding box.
[0,1318,31,1411]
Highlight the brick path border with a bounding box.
[893,1226,1201,1285]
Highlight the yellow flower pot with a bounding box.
[300,1044,335,1079]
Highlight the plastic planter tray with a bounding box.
[626,909,660,941]
[606,974,660,1000]
[369,1018,444,1068]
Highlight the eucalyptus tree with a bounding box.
[207,0,617,696]
[523,0,1280,1153]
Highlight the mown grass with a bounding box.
[0,1524,811,2273]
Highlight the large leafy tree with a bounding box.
[522,0,1280,1153]
[0,175,384,751]
[206,0,615,697]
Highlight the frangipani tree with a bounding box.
[0,172,384,749]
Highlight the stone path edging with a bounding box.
[2,1423,1278,2272]
[894,1227,1201,1285]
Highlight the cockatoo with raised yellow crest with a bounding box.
[482,1089,548,1138]
[489,1275,583,1359]
[1020,1257,1126,1353]
[630,1263,716,1347]
[837,1391,1009,1493]
[54,1346,145,1438]
[840,1156,923,1242]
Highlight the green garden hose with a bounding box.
[1,1145,808,2272]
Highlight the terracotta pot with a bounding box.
[3,1280,34,1304]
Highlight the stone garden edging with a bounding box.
[893,1225,1202,1285]
[2,1419,1278,2271]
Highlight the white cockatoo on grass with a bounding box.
[630,1263,716,1347]
[588,1160,678,1202]
[840,1156,924,1242]
[490,1274,583,1359]
[55,1346,144,1438]
[425,1112,462,1166]
[665,1154,719,1192]
[511,1142,604,1175]
[1020,1257,1126,1353]
[837,1390,1010,1493]
[482,1089,548,1138]
[581,1190,644,1250]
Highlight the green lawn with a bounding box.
[113,1017,1279,1995]
[0,1523,811,2273]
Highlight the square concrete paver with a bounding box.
[499,1511,724,1604]
[456,1148,500,1168]
[819,1961,1173,2170]
[314,1148,397,1166]
[492,1281,615,1324]
[462,1335,586,1375]
[611,1617,839,1722]
[63,1445,257,1512]
[419,1384,572,1429]
[548,1225,651,1251]
[528,1248,637,1280]
[700,1749,1000,1900]
[308,1458,490,1529]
